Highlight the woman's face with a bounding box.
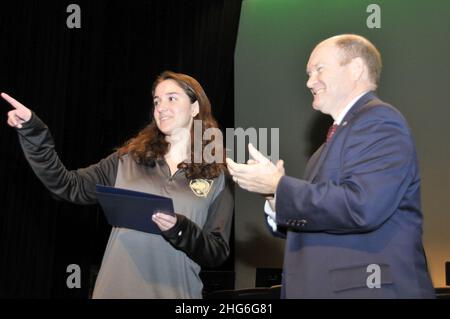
[153,79,199,136]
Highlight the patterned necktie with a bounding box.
[326,124,338,143]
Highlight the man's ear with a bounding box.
[350,57,365,81]
[191,101,200,117]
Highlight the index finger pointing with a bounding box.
[1,93,26,110]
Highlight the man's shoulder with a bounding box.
[343,96,415,146]
[352,95,408,126]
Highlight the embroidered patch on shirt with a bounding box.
[189,179,213,197]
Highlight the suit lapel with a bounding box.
[304,144,325,181]
[306,91,378,183]
[307,142,329,182]
[339,91,378,127]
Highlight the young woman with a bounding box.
[2,71,233,298]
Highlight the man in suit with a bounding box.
[226,34,435,298]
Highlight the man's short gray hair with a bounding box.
[332,34,382,87]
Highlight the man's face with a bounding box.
[306,41,356,117]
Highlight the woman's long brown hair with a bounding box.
[116,71,226,179]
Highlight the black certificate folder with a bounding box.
[95,184,175,234]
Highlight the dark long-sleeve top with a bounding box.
[17,113,234,299]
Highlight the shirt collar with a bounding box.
[334,91,369,125]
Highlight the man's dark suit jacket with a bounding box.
[272,91,435,298]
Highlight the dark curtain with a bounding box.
[0,0,241,298]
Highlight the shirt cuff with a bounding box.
[264,200,276,219]
[264,200,277,232]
